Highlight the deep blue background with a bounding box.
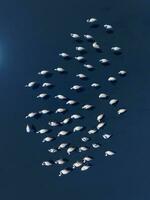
[0,0,150,199]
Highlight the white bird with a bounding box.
[81,165,91,171]
[60,118,71,124]
[73,161,83,169]
[59,53,69,58]
[117,108,127,115]
[67,147,76,155]
[42,83,53,88]
[83,156,93,163]
[55,108,67,113]
[70,85,82,90]
[71,114,82,119]
[38,70,49,76]
[92,143,101,148]
[25,81,37,88]
[76,73,87,79]
[97,122,105,130]
[108,76,117,82]
[104,24,113,31]
[75,56,85,61]
[70,33,80,39]
[109,99,118,105]
[48,148,58,153]
[57,130,69,137]
[102,134,112,139]
[99,59,109,64]
[82,104,93,110]
[58,143,69,149]
[105,150,115,156]
[26,124,31,133]
[37,93,48,99]
[86,18,97,23]
[54,67,65,73]
[97,113,104,122]
[73,126,84,132]
[75,46,85,52]
[88,129,97,134]
[42,161,53,166]
[111,46,121,53]
[83,64,94,69]
[48,121,60,127]
[55,94,67,100]
[93,42,100,49]
[66,100,77,105]
[36,129,49,134]
[118,70,127,76]
[25,112,37,119]
[55,159,68,165]
[84,34,94,40]
[42,137,54,143]
[79,146,89,152]
[81,137,90,142]
[99,93,108,99]
[91,83,100,88]
[59,168,72,176]
[39,109,50,114]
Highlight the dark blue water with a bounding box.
[0,0,150,199]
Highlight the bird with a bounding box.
[76,73,87,79]
[73,126,84,132]
[75,46,85,52]
[26,124,35,133]
[42,137,54,143]
[38,70,50,76]
[83,156,93,163]
[88,129,97,134]
[93,42,100,49]
[48,121,60,127]
[111,46,121,54]
[25,112,38,119]
[109,99,118,105]
[83,64,94,70]
[71,114,82,119]
[79,146,89,152]
[54,94,67,100]
[57,130,70,137]
[54,67,65,73]
[36,93,49,99]
[36,129,49,134]
[82,104,93,110]
[55,159,68,165]
[67,147,76,155]
[99,59,109,65]
[92,143,101,148]
[81,137,90,142]
[60,118,71,125]
[59,53,69,58]
[48,148,58,153]
[42,161,53,166]
[39,109,50,114]
[25,81,38,88]
[81,165,91,171]
[91,83,100,88]
[84,34,94,40]
[70,85,82,90]
[73,161,83,169]
[117,108,127,115]
[102,134,112,139]
[58,143,70,150]
[70,33,80,39]
[75,56,85,62]
[104,24,113,32]
[105,150,115,156]
[97,122,105,130]
[86,18,97,23]
[66,100,77,105]
[42,82,53,88]
[59,168,72,176]
[55,108,67,113]
[108,76,117,82]
[97,113,104,122]
[99,93,108,99]
[118,70,127,76]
